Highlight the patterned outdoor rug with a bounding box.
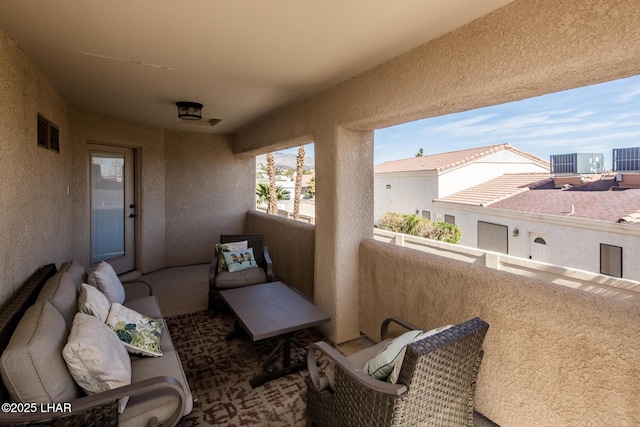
[166,310,327,426]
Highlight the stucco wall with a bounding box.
[68,111,167,274]
[359,238,640,426]
[164,131,254,266]
[0,29,73,305]
[245,210,315,297]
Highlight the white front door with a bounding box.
[529,234,548,263]
[89,144,136,273]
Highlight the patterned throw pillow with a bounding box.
[106,303,163,357]
[223,247,260,273]
[216,240,248,271]
[362,329,423,380]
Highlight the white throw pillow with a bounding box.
[387,324,453,384]
[106,303,163,357]
[88,261,126,304]
[62,312,131,412]
[78,283,112,323]
[362,329,423,380]
[216,240,248,272]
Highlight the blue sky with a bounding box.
[280,75,640,170]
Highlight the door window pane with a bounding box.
[91,154,125,264]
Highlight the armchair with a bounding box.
[208,234,274,312]
[306,317,489,427]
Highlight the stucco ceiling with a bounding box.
[0,1,515,134]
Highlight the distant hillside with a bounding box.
[256,152,315,170]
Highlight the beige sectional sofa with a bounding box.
[0,261,193,427]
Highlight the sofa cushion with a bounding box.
[122,348,193,426]
[106,303,163,357]
[214,267,267,289]
[0,301,81,403]
[78,283,112,322]
[36,272,78,329]
[58,260,88,291]
[88,261,126,304]
[124,295,163,319]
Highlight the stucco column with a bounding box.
[314,125,374,343]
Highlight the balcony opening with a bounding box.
[255,143,315,223]
[374,74,640,281]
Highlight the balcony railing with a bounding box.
[373,228,640,304]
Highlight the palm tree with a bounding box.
[306,176,315,198]
[255,183,270,205]
[256,183,290,205]
[267,152,277,214]
[293,145,305,219]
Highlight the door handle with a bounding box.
[129,213,136,218]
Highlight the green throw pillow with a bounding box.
[106,303,163,357]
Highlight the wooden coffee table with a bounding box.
[219,281,330,387]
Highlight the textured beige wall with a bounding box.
[359,239,640,426]
[165,131,253,266]
[245,210,315,297]
[68,111,167,273]
[0,29,73,305]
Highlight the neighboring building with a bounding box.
[434,171,640,281]
[373,143,550,224]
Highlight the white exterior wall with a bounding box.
[374,150,549,224]
[438,151,549,198]
[437,202,640,281]
[373,171,438,223]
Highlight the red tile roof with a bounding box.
[374,143,549,174]
[436,173,552,206]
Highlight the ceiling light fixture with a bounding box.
[176,102,203,120]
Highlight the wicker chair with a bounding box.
[306,317,489,427]
[208,234,274,312]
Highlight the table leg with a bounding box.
[225,320,246,341]
[250,332,307,388]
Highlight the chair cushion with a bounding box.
[216,240,248,272]
[325,338,393,390]
[88,261,126,304]
[214,267,267,289]
[0,301,81,403]
[78,283,112,322]
[106,303,163,357]
[362,329,423,380]
[35,272,79,330]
